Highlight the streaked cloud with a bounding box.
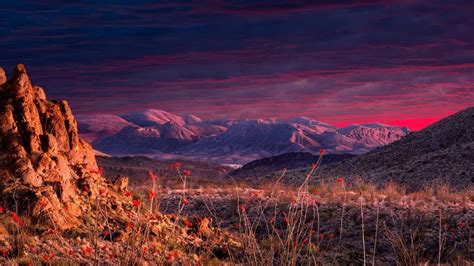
[1,0,473,130]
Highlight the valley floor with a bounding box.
[1,178,472,265]
[150,183,474,265]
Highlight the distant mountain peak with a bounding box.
[182,114,202,124]
[120,109,185,127]
[289,116,334,128]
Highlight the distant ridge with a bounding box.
[229,152,355,181]
[78,110,409,164]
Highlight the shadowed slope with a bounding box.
[319,107,474,190]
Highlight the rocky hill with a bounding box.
[317,107,474,190]
[0,64,120,230]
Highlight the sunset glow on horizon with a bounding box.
[1,1,472,130]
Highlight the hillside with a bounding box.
[317,107,474,190]
[229,152,355,181]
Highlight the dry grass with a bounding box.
[157,153,473,265]
[1,154,473,265]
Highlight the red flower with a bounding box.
[0,207,3,213]
[132,199,141,207]
[147,171,157,181]
[319,148,325,155]
[182,170,191,176]
[284,217,289,223]
[166,250,179,261]
[181,198,189,206]
[124,191,132,197]
[319,233,325,240]
[11,212,24,226]
[82,246,93,256]
[459,222,465,228]
[239,204,246,213]
[147,190,157,201]
[337,177,344,184]
[183,219,193,227]
[170,163,181,169]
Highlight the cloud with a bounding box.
[0,0,473,130]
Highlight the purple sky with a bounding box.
[1,0,473,130]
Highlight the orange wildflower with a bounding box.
[239,204,246,213]
[147,170,157,181]
[147,190,157,200]
[181,198,189,206]
[183,219,193,227]
[11,212,24,226]
[132,199,141,207]
[170,163,181,169]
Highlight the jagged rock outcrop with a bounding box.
[0,65,129,231]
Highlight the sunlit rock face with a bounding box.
[0,64,128,231]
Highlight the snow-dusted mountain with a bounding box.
[77,109,410,164]
[120,109,186,127]
[339,123,408,147]
[77,114,133,143]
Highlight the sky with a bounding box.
[1,1,473,130]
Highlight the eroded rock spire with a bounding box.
[0,64,127,230]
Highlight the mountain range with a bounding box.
[231,107,474,191]
[77,109,409,164]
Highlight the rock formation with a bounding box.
[0,65,128,231]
